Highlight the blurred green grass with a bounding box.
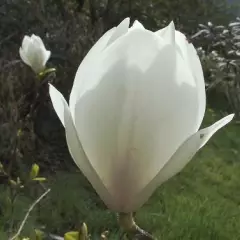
[1,108,240,239]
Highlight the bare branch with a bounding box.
[9,188,51,240]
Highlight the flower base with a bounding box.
[117,212,154,240]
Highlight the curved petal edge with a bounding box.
[49,84,66,127]
[49,84,114,210]
[129,114,234,211]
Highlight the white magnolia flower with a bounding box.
[49,18,234,212]
[19,34,51,73]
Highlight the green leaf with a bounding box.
[35,229,45,240]
[17,129,22,137]
[9,179,17,186]
[38,68,56,78]
[64,231,79,240]
[30,163,39,179]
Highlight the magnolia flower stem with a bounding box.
[29,71,55,119]
[117,213,154,240]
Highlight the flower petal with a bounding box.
[32,34,45,48]
[156,26,206,129]
[22,36,32,51]
[107,17,130,45]
[175,31,206,128]
[186,43,206,127]
[25,40,45,73]
[70,18,130,117]
[49,84,66,127]
[131,20,144,30]
[49,84,114,210]
[69,27,117,117]
[19,47,31,66]
[155,21,175,45]
[42,50,51,66]
[130,114,234,211]
[31,35,50,67]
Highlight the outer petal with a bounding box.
[49,84,66,127]
[107,17,130,45]
[131,20,145,30]
[25,41,45,73]
[155,21,175,45]
[69,18,130,118]
[42,50,51,66]
[129,114,234,212]
[185,43,206,127]
[49,84,114,209]
[31,35,51,67]
[22,36,31,51]
[69,27,116,116]
[156,25,206,129]
[19,47,31,66]
[73,28,199,211]
[31,34,45,48]
[175,31,206,128]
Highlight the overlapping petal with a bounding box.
[70,18,130,118]
[49,84,115,209]
[129,114,234,211]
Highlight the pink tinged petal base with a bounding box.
[127,114,234,212]
[49,84,115,210]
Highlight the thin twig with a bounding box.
[9,188,51,240]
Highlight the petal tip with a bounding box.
[132,20,144,29]
[124,17,130,25]
[169,21,175,28]
[121,17,130,30]
[107,17,131,45]
[222,113,235,124]
[157,21,176,45]
[49,84,59,98]
[118,17,130,28]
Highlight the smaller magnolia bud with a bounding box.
[19,34,51,74]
